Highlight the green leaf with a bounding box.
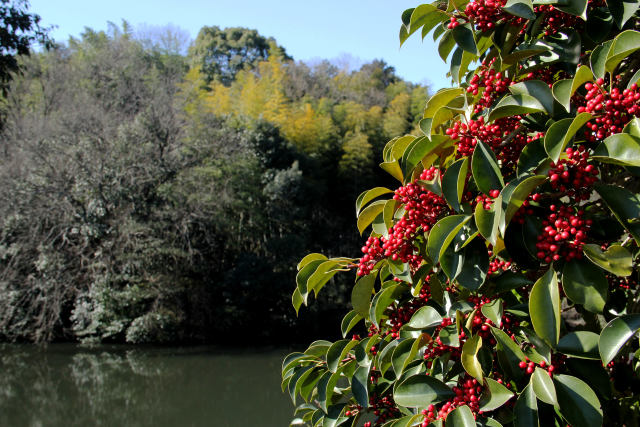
[562,258,608,313]
[341,311,363,338]
[439,324,460,347]
[391,338,416,377]
[552,66,593,111]
[513,383,538,427]
[438,29,456,62]
[370,284,408,329]
[608,0,640,29]
[308,260,351,296]
[475,195,502,246]
[452,23,477,55]
[409,5,449,37]
[446,405,475,426]
[599,314,640,365]
[590,39,614,79]
[488,94,546,122]
[356,187,394,216]
[554,374,603,427]
[492,327,526,379]
[297,259,326,303]
[532,367,557,406]
[502,0,535,19]
[509,80,556,115]
[427,214,472,264]
[481,299,503,327]
[472,141,504,195]
[529,269,561,347]
[517,139,547,177]
[406,305,443,329]
[298,253,328,271]
[462,334,484,382]
[393,374,455,408]
[582,244,633,277]
[352,273,377,318]
[502,175,547,232]
[326,339,358,373]
[292,288,303,315]
[358,200,387,235]
[305,340,332,357]
[479,377,514,411]
[424,88,465,118]
[557,331,600,359]
[442,157,469,212]
[555,0,588,18]
[544,113,593,162]
[454,237,489,291]
[605,30,640,74]
[403,136,454,178]
[593,132,640,167]
[493,271,533,294]
[593,183,640,245]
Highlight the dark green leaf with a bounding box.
[427,214,472,264]
[438,29,456,62]
[446,405,475,426]
[406,306,443,329]
[509,80,556,115]
[393,374,455,408]
[488,94,546,122]
[351,364,369,408]
[513,383,538,427]
[341,311,363,338]
[503,0,536,19]
[352,273,377,318]
[590,39,614,79]
[582,243,633,277]
[594,183,640,245]
[599,314,640,365]
[593,132,640,167]
[562,258,608,313]
[455,237,489,291]
[452,23,477,55]
[492,327,526,379]
[532,367,557,406]
[502,175,547,232]
[605,30,640,73]
[517,139,547,177]
[544,113,593,163]
[479,377,514,411]
[370,284,408,329]
[442,157,469,212]
[608,0,640,29]
[529,268,561,347]
[554,374,603,427]
[557,331,600,359]
[472,141,504,195]
[326,339,358,373]
[492,271,533,294]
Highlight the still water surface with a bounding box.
[0,344,295,427]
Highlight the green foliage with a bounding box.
[284,1,640,426]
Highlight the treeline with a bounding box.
[0,24,429,343]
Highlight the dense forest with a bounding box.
[0,23,430,344]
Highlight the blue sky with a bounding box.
[29,0,452,90]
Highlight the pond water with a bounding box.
[0,344,296,427]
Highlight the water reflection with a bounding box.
[0,344,294,427]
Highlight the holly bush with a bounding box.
[282,1,640,426]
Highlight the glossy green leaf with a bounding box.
[479,377,514,411]
[308,260,352,296]
[532,367,557,406]
[446,405,475,426]
[555,0,588,18]
[565,358,612,399]
[481,299,503,327]
[599,314,640,365]
[605,30,640,74]
[502,0,535,19]
[452,23,477,55]
[358,200,387,235]
[593,132,640,167]
[554,66,594,111]
[427,214,472,264]
[472,141,504,195]
[356,187,394,216]
[438,29,456,62]
[370,284,408,329]
[594,183,640,245]
[406,305,443,329]
[513,383,538,427]
[554,374,603,427]
[341,311,363,338]
[582,244,633,277]
[509,80,555,115]
[393,374,455,408]
[296,259,326,303]
[404,135,454,178]
[439,324,459,347]
[557,331,600,359]
[475,195,502,246]
[493,270,533,294]
[517,139,547,177]
[409,4,449,37]
[326,339,358,373]
[462,334,484,382]
[502,175,546,231]
[442,157,469,212]
[492,327,526,379]
[292,288,303,315]
[454,237,489,291]
[488,94,546,122]
[297,253,328,271]
[305,340,332,357]
[608,0,640,29]
[590,39,614,79]
[424,88,464,118]
[391,338,416,377]
[352,273,377,318]
[562,258,608,313]
[529,268,561,347]
[544,113,593,163]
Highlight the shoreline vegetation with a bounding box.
[0,23,430,345]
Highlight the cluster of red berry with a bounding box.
[548,146,598,201]
[365,394,400,426]
[423,317,464,361]
[518,355,564,377]
[467,59,511,113]
[387,286,431,338]
[463,0,508,31]
[536,204,592,263]
[579,80,640,142]
[420,376,483,425]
